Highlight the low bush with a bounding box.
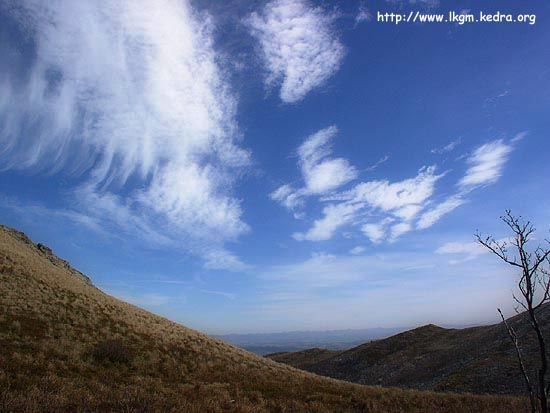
[90,339,132,364]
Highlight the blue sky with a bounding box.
[1,0,549,334]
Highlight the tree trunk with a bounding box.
[530,309,548,413]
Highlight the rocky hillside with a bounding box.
[267,308,550,396]
[0,224,528,412]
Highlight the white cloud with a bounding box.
[431,137,461,155]
[0,0,250,269]
[0,194,107,236]
[293,202,360,241]
[484,90,510,107]
[298,125,337,164]
[511,131,528,143]
[74,185,175,247]
[203,249,251,272]
[436,241,487,257]
[365,155,390,172]
[295,166,442,243]
[394,204,423,221]
[330,166,441,214]
[139,165,247,241]
[417,139,524,229]
[304,158,358,194]
[389,222,412,241]
[247,0,345,103]
[414,139,515,232]
[271,126,357,215]
[289,136,518,243]
[298,126,357,194]
[362,219,392,244]
[270,184,304,211]
[419,139,515,230]
[349,246,366,255]
[458,140,512,188]
[275,126,478,244]
[436,237,515,266]
[417,195,465,230]
[435,239,492,264]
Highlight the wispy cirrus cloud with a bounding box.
[298,126,358,194]
[416,195,466,230]
[270,184,304,213]
[431,137,461,155]
[293,165,443,242]
[326,166,441,212]
[436,240,487,258]
[458,140,513,189]
[417,139,514,230]
[0,0,250,270]
[511,131,528,143]
[271,126,357,218]
[203,249,251,272]
[436,236,513,255]
[246,0,345,103]
[349,245,366,255]
[435,238,511,265]
[274,131,517,243]
[362,219,391,244]
[365,155,390,171]
[293,202,361,241]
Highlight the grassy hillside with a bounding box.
[267,311,550,396]
[268,348,339,371]
[0,224,527,412]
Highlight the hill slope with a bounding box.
[267,310,550,396]
[0,224,527,412]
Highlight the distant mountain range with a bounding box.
[267,307,550,396]
[217,327,406,355]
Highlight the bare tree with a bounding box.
[476,210,550,413]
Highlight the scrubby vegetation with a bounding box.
[90,339,134,364]
[0,224,529,412]
[267,316,550,396]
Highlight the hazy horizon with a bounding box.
[1,0,549,334]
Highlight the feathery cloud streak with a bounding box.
[0,0,250,269]
[271,126,357,219]
[458,140,513,188]
[273,131,515,243]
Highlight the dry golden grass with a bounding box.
[0,225,528,412]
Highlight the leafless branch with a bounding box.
[479,211,550,412]
[498,308,536,413]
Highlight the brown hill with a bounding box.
[267,308,550,396]
[0,224,527,412]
